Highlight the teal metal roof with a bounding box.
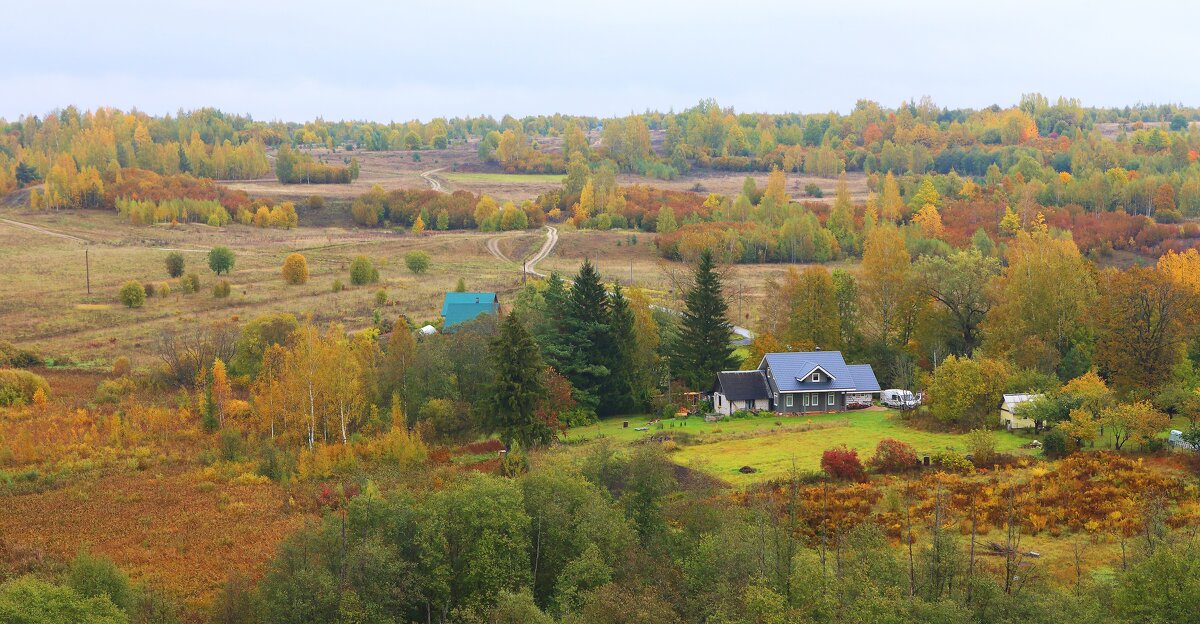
[441,292,498,329]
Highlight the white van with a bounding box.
[881,389,919,409]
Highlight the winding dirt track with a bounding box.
[483,226,558,277]
[485,237,510,262]
[523,226,557,277]
[420,167,447,191]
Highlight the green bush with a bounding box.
[0,341,43,368]
[0,369,50,406]
[404,251,430,274]
[349,255,379,285]
[331,279,345,293]
[931,450,974,474]
[66,552,134,613]
[218,428,243,462]
[118,281,146,308]
[374,289,388,306]
[164,251,185,278]
[93,377,136,405]
[213,280,231,298]
[1042,428,1070,458]
[0,576,126,624]
[180,273,201,293]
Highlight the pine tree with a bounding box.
[673,250,738,390]
[487,313,551,449]
[559,261,614,412]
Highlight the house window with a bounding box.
[717,395,722,407]
[812,373,820,382]
[786,395,793,407]
[803,394,810,407]
[827,393,835,407]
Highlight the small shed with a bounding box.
[711,370,771,416]
[1000,393,1042,430]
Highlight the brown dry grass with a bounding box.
[0,467,310,607]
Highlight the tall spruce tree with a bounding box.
[560,260,615,413]
[673,249,738,390]
[487,313,551,449]
[605,283,638,414]
[534,272,571,373]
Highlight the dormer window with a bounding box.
[811,373,820,382]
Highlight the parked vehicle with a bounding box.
[1168,430,1198,451]
[880,389,919,409]
[846,393,874,409]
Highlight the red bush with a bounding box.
[821,446,866,481]
[868,438,919,474]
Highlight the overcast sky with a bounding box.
[3,0,1197,123]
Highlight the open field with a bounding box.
[566,408,1034,484]
[0,207,823,367]
[217,140,864,204]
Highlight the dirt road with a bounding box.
[420,167,447,192]
[0,217,89,243]
[523,226,557,277]
[483,226,558,277]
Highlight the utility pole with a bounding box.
[85,248,91,295]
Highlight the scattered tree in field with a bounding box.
[208,246,235,275]
[404,251,430,274]
[281,253,309,285]
[349,256,379,285]
[165,252,185,278]
[411,214,425,234]
[213,279,231,298]
[487,313,551,449]
[119,281,146,308]
[672,249,738,390]
[454,277,467,292]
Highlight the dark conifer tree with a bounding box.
[560,260,614,413]
[673,249,738,390]
[487,313,551,449]
[606,283,638,414]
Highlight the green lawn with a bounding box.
[443,172,565,184]
[566,408,1033,484]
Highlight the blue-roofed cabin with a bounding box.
[441,292,499,330]
[710,350,880,414]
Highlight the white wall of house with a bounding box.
[713,393,769,415]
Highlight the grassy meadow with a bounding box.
[567,407,1034,483]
